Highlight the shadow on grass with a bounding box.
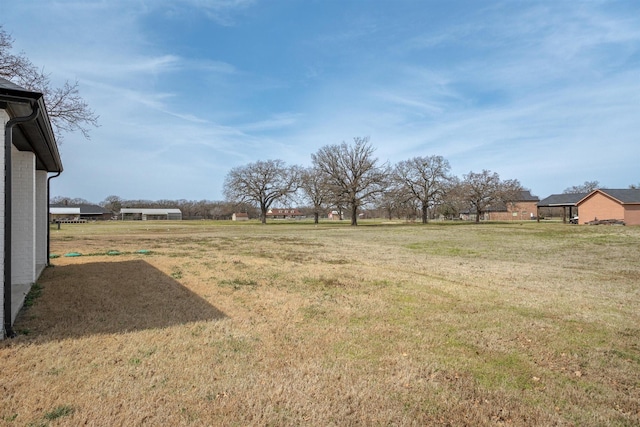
[14,260,226,341]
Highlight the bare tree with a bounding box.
[50,196,93,205]
[563,181,599,194]
[0,25,98,139]
[299,166,332,224]
[312,137,389,226]
[437,176,466,220]
[459,170,522,223]
[375,187,405,220]
[223,159,301,224]
[100,195,123,213]
[393,155,451,224]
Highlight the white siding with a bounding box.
[11,147,36,285]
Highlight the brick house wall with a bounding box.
[578,192,625,224]
[488,201,538,221]
[232,213,249,221]
[623,205,640,225]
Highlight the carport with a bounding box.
[537,193,587,223]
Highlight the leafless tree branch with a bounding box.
[0,25,99,141]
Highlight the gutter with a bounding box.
[3,102,40,338]
[46,171,61,266]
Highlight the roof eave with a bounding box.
[0,81,63,173]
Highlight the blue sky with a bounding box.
[3,0,639,203]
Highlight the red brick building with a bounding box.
[485,190,540,221]
[576,189,640,225]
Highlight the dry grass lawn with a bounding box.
[1,220,639,426]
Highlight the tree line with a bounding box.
[55,138,636,225]
[51,196,259,221]
[224,137,524,225]
[52,137,524,225]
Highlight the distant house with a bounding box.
[575,189,640,225]
[1,77,63,338]
[232,212,249,221]
[120,208,182,221]
[460,190,540,221]
[328,210,342,220]
[484,190,539,221]
[50,204,112,222]
[266,208,304,219]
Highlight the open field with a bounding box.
[1,220,639,426]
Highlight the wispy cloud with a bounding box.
[154,0,256,26]
[240,113,301,132]
[372,92,443,116]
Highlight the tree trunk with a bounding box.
[261,205,267,224]
[314,211,319,224]
[475,207,481,223]
[422,203,429,224]
[351,203,358,226]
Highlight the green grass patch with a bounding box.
[218,278,258,290]
[43,405,74,420]
[300,303,329,320]
[609,348,640,364]
[170,267,183,279]
[2,414,17,422]
[472,352,534,389]
[303,276,348,289]
[405,242,479,257]
[23,283,43,307]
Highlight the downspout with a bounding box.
[4,102,40,338]
[47,171,61,266]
